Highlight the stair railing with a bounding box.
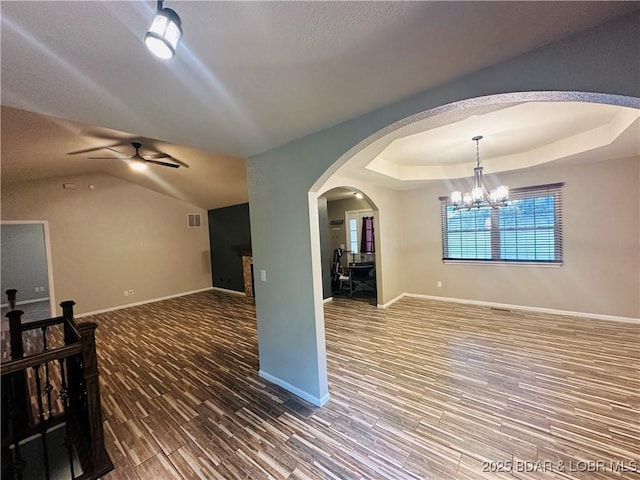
[1,291,113,480]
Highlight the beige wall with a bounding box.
[399,155,640,318]
[1,172,212,315]
[326,196,372,261]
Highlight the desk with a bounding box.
[348,263,375,297]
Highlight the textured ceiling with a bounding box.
[2,2,639,208]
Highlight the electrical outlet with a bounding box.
[128,289,134,296]
[437,281,442,288]
[124,290,129,297]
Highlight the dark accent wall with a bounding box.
[208,203,252,292]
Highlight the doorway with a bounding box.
[1,221,56,320]
[320,188,378,302]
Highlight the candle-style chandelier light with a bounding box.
[451,135,509,210]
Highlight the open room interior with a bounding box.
[1,3,638,479]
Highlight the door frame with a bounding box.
[1,220,56,317]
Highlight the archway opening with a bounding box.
[319,187,380,304]
[309,91,638,316]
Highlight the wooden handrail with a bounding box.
[19,315,66,332]
[0,344,83,376]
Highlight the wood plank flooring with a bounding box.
[54,292,640,478]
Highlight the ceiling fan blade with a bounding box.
[88,156,130,159]
[145,159,180,168]
[70,144,129,155]
[172,159,189,168]
[69,146,111,155]
[143,153,189,168]
[103,146,131,155]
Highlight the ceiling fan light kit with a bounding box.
[145,0,182,60]
[130,159,148,171]
[451,135,509,211]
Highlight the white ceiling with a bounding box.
[366,102,640,182]
[2,2,639,208]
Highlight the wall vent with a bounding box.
[187,213,202,228]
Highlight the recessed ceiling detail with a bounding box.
[365,102,640,181]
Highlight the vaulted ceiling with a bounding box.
[2,2,638,209]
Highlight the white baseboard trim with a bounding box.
[211,286,247,296]
[259,370,330,407]
[76,287,214,318]
[404,293,640,324]
[323,296,333,304]
[1,297,50,308]
[377,293,405,309]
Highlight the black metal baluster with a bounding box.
[41,326,48,352]
[43,366,53,421]
[58,358,75,479]
[33,365,51,479]
[42,327,54,421]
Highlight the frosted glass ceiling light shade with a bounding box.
[130,159,148,171]
[145,1,182,60]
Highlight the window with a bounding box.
[348,217,359,254]
[345,209,373,255]
[440,183,563,264]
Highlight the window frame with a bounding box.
[440,182,564,266]
[344,209,373,255]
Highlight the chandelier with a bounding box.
[451,135,509,210]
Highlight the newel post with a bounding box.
[4,310,29,438]
[77,322,114,477]
[5,289,17,311]
[6,310,24,361]
[60,300,77,345]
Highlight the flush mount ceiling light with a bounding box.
[451,136,509,210]
[144,0,182,60]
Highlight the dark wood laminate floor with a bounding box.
[81,291,639,479]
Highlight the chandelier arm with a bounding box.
[482,186,497,208]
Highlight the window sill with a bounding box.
[443,260,562,267]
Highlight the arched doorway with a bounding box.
[319,187,380,303]
[297,91,638,406]
[247,18,639,407]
